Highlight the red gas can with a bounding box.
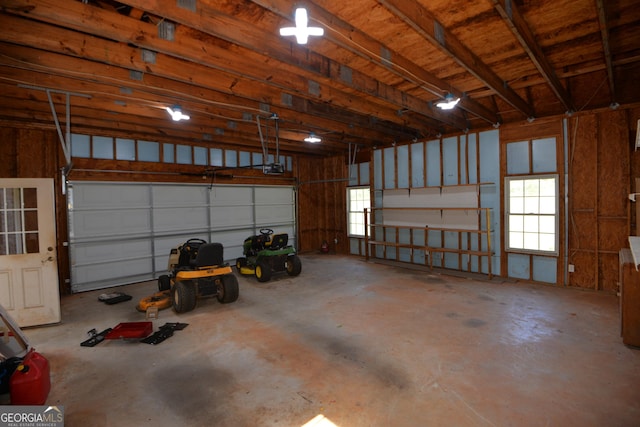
[10,350,51,405]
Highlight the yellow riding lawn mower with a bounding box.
[155,238,239,313]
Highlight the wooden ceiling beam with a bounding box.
[491,0,575,112]
[113,0,467,130]
[379,0,536,119]
[0,93,343,156]
[0,81,359,157]
[251,0,500,126]
[1,0,444,135]
[595,0,616,103]
[0,20,412,146]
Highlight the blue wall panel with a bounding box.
[532,137,557,173]
[397,145,409,188]
[508,252,530,279]
[459,136,468,184]
[442,137,459,185]
[479,130,500,275]
[374,150,383,190]
[411,142,425,188]
[426,140,441,186]
[506,141,529,175]
[533,256,557,283]
[349,164,358,186]
[384,147,395,189]
[467,133,478,184]
[359,162,370,185]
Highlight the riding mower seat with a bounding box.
[265,233,288,250]
[177,239,204,269]
[192,243,224,268]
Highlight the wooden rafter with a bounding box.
[114,0,468,131]
[0,0,430,144]
[595,0,616,103]
[251,0,500,126]
[492,0,575,112]
[379,0,535,119]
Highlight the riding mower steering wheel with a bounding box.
[260,228,274,236]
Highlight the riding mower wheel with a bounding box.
[286,255,302,276]
[236,257,247,269]
[255,260,272,282]
[172,280,197,313]
[217,274,239,304]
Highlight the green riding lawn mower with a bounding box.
[156,238,239,313]
[236,228,302,282]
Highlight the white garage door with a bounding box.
[68,181,296,292]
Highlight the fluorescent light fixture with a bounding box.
[279,8,324,45]
[436,93,460,110]
[165,105,190,121]
[304,132,321,143]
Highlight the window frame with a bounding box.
[504,174,559,256]
[347,186,371,238]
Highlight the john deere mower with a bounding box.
[155,238,239,313]
[236,228,302,282]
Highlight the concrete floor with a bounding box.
[21,254,640,426]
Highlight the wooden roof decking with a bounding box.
[0,0,638,157]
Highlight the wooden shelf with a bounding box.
[364,208,493,278]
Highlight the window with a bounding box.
[71,133,90,158]
[116,138,135,161]
[194,146,208,165]
[505,175,558,254]
[163,143,174,163]
[176,144,192,164]
[347,187,370,237]
[0,187,39,255]
[138,140,159,162]
[93,136,114,159]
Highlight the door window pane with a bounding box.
[0,188,39,255]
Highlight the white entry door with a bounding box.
[0,179,60,327]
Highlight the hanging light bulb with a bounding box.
[279,8,324,45]
[436,93,460,110]
[304,132,321,143]
[165,105,190,121]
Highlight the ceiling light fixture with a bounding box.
[279,8,324,45]
[436,93,460,110]
[165,105,190,121]
[304,132,321,143]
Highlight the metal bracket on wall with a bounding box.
[18,84,91,188]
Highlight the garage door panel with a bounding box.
[211,186,253,205]
[72,209,151,239]
[72,239,152,264]
[72,183,149,208]
[72,263,153,291]
[256,205,294,224]
[153,207,209,232]
[211,206,253,228]
[69,182,295,292]
[255,187,293,204]
[152,185,208,206]
[71,240,153,292]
